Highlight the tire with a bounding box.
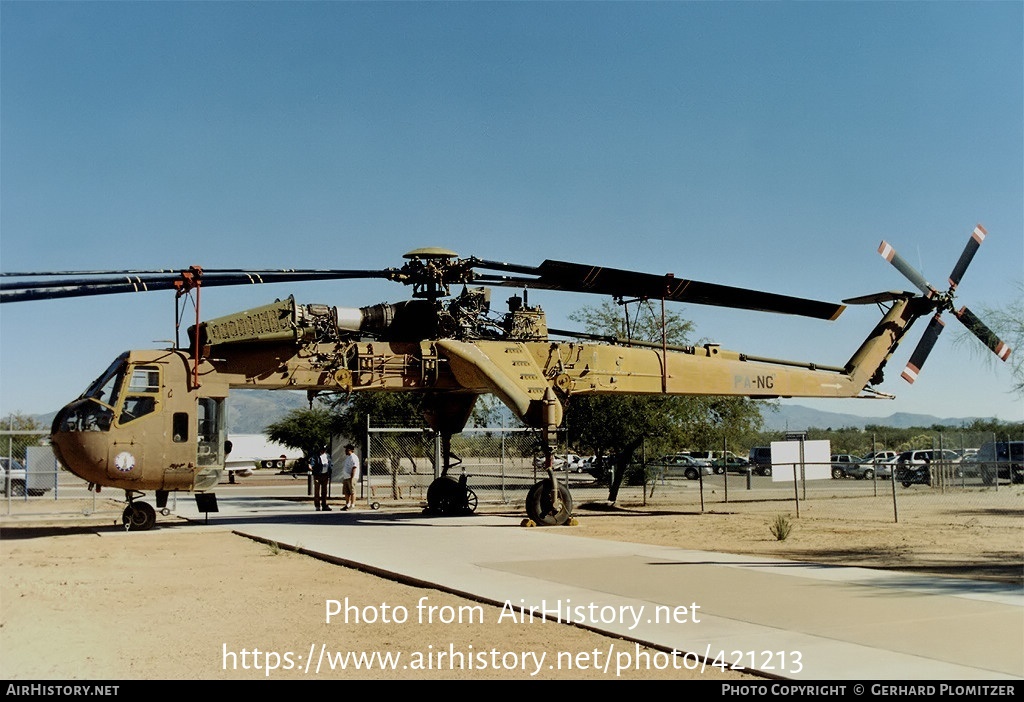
[122,502,157,531]
[863,469,874,481]
[426,477,468,516]
[760,467,772,477]
[525,480,573,526]
[684,467,698,480]
[10,480,25,496]
[832,468,844,479]
[901,481,913,488]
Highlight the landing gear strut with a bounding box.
[523,431,574,526]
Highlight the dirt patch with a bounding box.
[1,487,1021,680]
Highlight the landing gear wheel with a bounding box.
[426,477,476,515]
[122,502,157,531]
[525,480,573,526]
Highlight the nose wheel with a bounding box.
[122,501,157,531]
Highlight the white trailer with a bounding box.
[225,434,303,480]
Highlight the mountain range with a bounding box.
[760,404,989,432]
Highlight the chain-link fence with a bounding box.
[4,425,1021,525]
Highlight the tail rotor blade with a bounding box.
[947,224,987,291]
[901,314,945,384]
[878,241,937,297]
[955,306,1012,361]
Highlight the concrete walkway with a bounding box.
[176,494,1023,681]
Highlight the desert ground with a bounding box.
[1,483,1021,680]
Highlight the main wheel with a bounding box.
[426,477,467,516]
[525,480,573,526]
[122,502,157,531]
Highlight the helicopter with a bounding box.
[0,226,1010,530]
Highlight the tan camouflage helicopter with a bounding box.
[0,225,1010,529]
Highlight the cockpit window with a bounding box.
[118,365,160,425]
[128,367,160,393]
[119,395,156,424]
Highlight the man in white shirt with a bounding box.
[340,443,360,511]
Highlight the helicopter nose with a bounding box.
[50,428,111,486]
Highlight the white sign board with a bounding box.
[770,439,831,482]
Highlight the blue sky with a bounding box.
[2,1,1022,423]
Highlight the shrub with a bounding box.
[769,514,793,541]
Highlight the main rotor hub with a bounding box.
[399,247,474,300]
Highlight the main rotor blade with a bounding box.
[0,269,398,303]
[901,313,945,384]
[947,224,986,291]
[955,306,1012,361]
[474,258,845,320]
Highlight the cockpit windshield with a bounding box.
[54,353,129,433]
[82,352,129,407]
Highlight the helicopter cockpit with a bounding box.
[51,348,228,494]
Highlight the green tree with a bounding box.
[1,413,44,461]
[563,301,765,502]
[327,392,425,445]
[264,404,343,461]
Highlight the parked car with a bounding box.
[976,441,1024,485]
[893,449,961,487]
[859,450,898,465]
[747,447,773,476]
[830,454,863,479]
[562,454,588,473]
[536,456,569,472]
[844,451,896,480]
[875,458,898,480]
[711,455,752,474]
[583,455,619,483]
[647,454,713,481]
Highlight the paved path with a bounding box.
[177,495,1023,681]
